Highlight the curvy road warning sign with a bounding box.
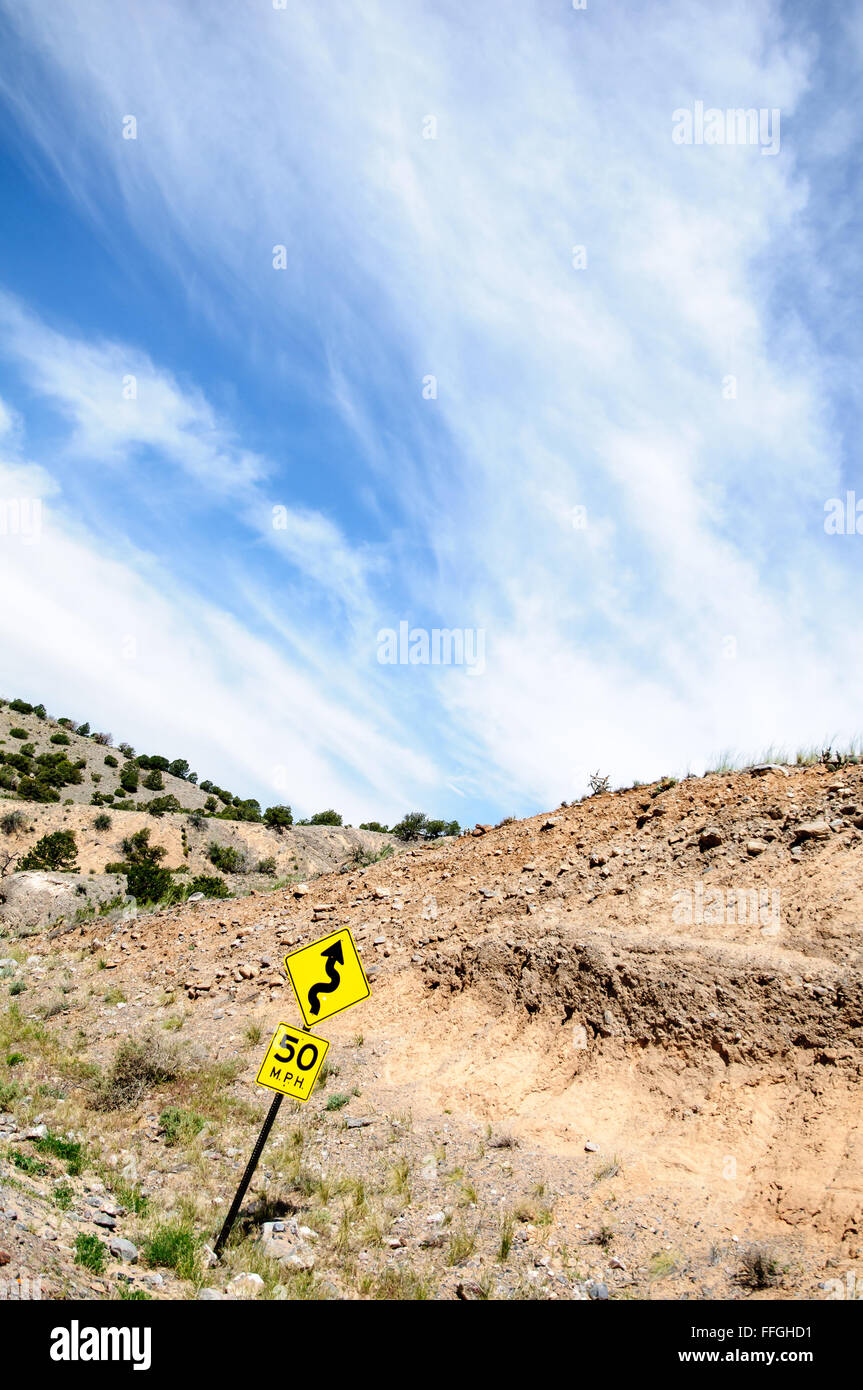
[284,927,370,1028]
[255,1023,330,1102]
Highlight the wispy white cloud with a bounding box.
[0,0,860,814]
[0,439,440,821]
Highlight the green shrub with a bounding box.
[116,828,171,897]
[93,813,112,831]
[424,819,460,839]
[11,1151,49,1175]
[1,810,26,834]
[225,798,262,823]
[390,812,460,841]
[256,857,277,876]
[16,750,83,801]
[309,809,343,826]
[8,699,33,715]
[144,794,182,817]
[119,764,139,793]
[2,752,32,774]
[143,1222,200,1281]
[35,1131,84,1174]
[126,863,173,903]
[186,874,230,899]
[159,1106,204,1147]
[207,842,246,873]
[122,828,164,862]
[20,829,78,871]
[50,732,71,746]
[263,804,293,830]
[104,754,118,768]
[15,779,59,802]
[109,1178,150,1216]
[74,1233,106,1272]
[325,1092,351,1111]
[391,811,428,841]
[137,755,170,772]
[359,821,388,833]
[9,728,28,740]
[142,769,164,791]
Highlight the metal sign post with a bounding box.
[213,1090,284,1257]
[212,926,369,1260]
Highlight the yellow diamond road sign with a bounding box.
[255,1023,330,1102]
[284,926,370,1028]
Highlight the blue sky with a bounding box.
[0,0,861,826]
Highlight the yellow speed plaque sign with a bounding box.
[284,927,370,1028]
[255,1023,329,1102]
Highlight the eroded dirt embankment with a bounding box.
[3,761,862,1298]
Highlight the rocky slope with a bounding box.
[0,803,398,903]
[1,761,861,1301]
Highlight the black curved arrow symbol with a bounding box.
[307,941,344,1016]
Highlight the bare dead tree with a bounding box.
[0,848,21,878]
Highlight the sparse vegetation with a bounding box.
[736,1245,780,1289]
[186,874,230,899]
[159,1106,205,1147]
[143,1221,200,1281]
[74,1233,106,1272]
[207,842,246,874]
[35,1131,84,1174]
[326,1092,351,1111]
[391,811,460,841]
[20,829,78,871]
[91,1033,182,1110]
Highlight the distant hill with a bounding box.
[0,697,218,815]
[0,696,460,842]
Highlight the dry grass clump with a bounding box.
[736,1244,780,1289]
[90,1032,182,1110]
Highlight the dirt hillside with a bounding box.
[1,761,861,1302]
